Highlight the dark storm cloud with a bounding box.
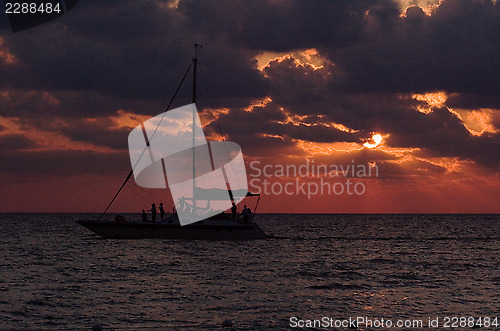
[376,158,448,180]
[241,135,306,159]
[261,55,418,135]
[0,149,129,175]
[493,111,500,130]
[0,12,10,31]
[0,89,168,118]
[17,114,132,150]
[310,149,447,180]
[207,44,500,170]
[263,57,335,110]
[1,0,187,96]
[252,10,500,172]
[262,55,420,132]
[0,0,267,102]
[0,134,38,151]
[194,44,269,105]
[2,0,500,103]
[229,56,500,170]
[202,104,328,158]
[179,0,371,52]
[320,92,500,170]
[204,99,361,158]
[1,0,500,175]
[57,120,130,150]
[386,106,470,152]
[329,0,500,95]
[447,93,500,110]
[386,106,500,170]
[312,148,398,165]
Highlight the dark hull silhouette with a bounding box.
[77,218,267,240]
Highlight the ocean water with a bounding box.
[1,214,499,330]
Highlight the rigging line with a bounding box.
[142,187,154,211]
[100,170,133,218]
[197,61,216,132]
[198,64,246,194]
[100,61,193,218]
[131,60,194,175]
[126,182,152,202]
[198,62,230,188]
[199,60,230,139]
[128,178,172,207]
[215,121,244,189]
[128,182,158,211]
[201,64,235,142]
[127,180,164,202]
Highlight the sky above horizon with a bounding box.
[0,0,499,213]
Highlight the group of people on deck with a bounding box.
[141,202,253,223]
[232,203,253,223]
[141,202,165,223]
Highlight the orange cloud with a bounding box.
[256,48,327,73]
[109,109,153,130]
[412,91,447,113]
[0,37,18,65]
[453,108,498,136]
[243,97,272,112]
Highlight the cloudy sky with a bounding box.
[0,0,499,213]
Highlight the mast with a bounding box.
[100,61,194,219]
[192,44,202,212]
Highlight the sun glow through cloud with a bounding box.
[363,133,383,148]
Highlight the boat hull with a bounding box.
[77,219,267,240]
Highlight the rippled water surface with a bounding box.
[1,214,499,330]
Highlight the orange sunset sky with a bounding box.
[0,0,499,213]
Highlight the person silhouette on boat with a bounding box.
[159,203,165,220]
[150,203,157,223]
[178,197,186,212]
[141,209,148,222]
[241,205,251,223]
[231,202,237,221]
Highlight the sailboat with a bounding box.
[77,45,267,240]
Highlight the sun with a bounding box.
[363,133,383,148]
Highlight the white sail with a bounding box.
[128,103,247,226]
